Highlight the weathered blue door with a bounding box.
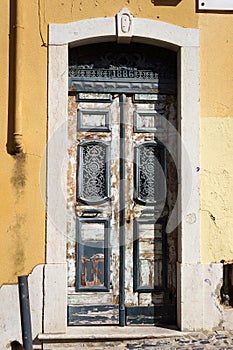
[67,43,178,326]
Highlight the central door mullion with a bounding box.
[119,94,126,326]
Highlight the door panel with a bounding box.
[76,217,110,291]
[67,92,177,326]
[68,96,120,324]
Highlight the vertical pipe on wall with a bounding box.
[11,0,25,154]
[18,276,33,350]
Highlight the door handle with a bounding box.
[79,209,103,218]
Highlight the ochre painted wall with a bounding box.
[40,0,198,28]
[200,14,233,118]
[0,0,233,285]
[0,0,47,285]
[201,118,233,264]
[200,14,233,264]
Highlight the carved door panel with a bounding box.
[67,92,177,326]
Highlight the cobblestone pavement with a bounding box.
[80,331,233,349]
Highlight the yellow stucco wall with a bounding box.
[201,118,233,264]
[199,14,233,263]
[40,0,198,28]
[0,0,46,285]
[0,0,233,285]
[200,14,233,118]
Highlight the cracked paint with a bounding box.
[67,92,178,324]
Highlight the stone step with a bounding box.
[35,326,185,349]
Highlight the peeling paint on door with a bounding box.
[67,92,177,325]
[67,43,177,326]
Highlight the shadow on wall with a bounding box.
[221,263,233,307]
[11,341,23,350]
[151,0,182,6]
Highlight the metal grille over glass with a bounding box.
[77,141,110,204]
[134,142,166,205]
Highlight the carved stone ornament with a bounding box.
[117,8,133,43]
[121,13,131,33]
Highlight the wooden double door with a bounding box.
[67,91,177,326]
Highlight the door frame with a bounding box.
[45,8,200,332]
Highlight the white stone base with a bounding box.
[177,262,230,331]
[0,264,43,349]
[0,263,66,350]
[44,263,67,333]
[1,262,233,349]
